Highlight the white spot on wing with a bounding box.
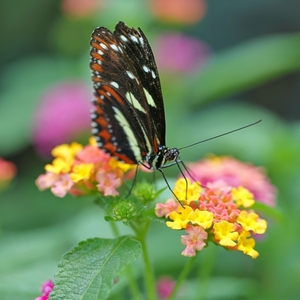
[143,65,150,73]
[130,35,139,43]
[110,81,119,89]
[110,44,119,51]
[139,37,144,46]
[97,49,104,55]
[100,43,108,50]
[120,35,128,42]
[91,128,98,134]
[126,70,136,80]
[151,70,156,79]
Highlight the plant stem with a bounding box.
[109,221,143,300]
[167,255,197,300]
[133,220,157,300]
[195,245,217,300]
[125,266,143,300]
[110,220,120,237]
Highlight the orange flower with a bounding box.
[149,0,207,25]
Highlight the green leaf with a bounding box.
[50,237,141,300]
[252,202,284,222]
[177,32,300,105]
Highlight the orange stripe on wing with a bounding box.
[103,86,124,106]
[91,62,103,72]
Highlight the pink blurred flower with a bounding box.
[149,0,207,25]
[156,276,176,299]
[33,81,92,157]
[154,33,211,73]
[35,280,54,300]
[155,198,179,218]
[186,156,276,206]
[96,170,122,196]
[0,158,16,189]
[61,0,104,17]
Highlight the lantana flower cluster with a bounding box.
[155,178,267,259]
[36,138,134,198]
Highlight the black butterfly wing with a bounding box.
[90,22,166,165]
[114,22,166,144]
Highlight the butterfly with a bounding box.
[90,21,183,190]
[89,21,261,196]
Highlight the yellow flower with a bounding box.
[232,186,255,208]
[173,178,201,203]
[45,157,72,174]
[237,230,259,259]
[213,221,238,247]
[88,136,97,147]
[70,164,94,182]
[45,142,83,174]
[237,211,267,234]
[189,210,214,229]
[51,142,82,160]
[109,158,134,173]
[166,205,213,230]
[166,205,194,230]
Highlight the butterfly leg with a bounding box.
[125,164,139,198]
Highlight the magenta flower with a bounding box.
[154,33,211,73]
[156,276,176,299]
[32,81,92,157]
[186,156,276,206]
[35,280,54,300]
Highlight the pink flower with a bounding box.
[75,144,111,165]
[36,172,60,190]
[35,280,54,300]
[36,172,74,197]
[96,170,122,196]
[0,158,16,188]
[186,156,276,206]
[154,33,211,73]
[149,0,207,25]
[155,199,179,218]
[156,276,176,299]
[50,174,74,197]
[181,225,208,257]
[61,0,104,17]
[33,81,92,157]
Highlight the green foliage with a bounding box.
[1,1,300,299]
[50,237,141,300]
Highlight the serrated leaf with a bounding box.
[50,237,141,300]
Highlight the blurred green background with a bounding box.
[0,0,300,299]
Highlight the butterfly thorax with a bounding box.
[146,146,180,170]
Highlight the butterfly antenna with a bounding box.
[178,119,262,151]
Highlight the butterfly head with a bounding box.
[146,146,180,170]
